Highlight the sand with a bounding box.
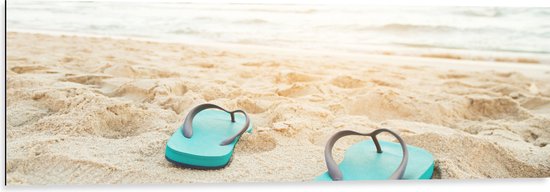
[6,32,550,185]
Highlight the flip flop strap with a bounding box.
[324,128,409,181]
[181,103,250,146]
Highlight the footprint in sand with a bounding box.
[7,156,120,184]
[330,75,365,89]
[274,71,319,84]
[10,65,50,74]
[464,95,531,120]
[92,103,157,139]
[236,97,267,113]
[236,132,277,154]
[99,64,180,79]
[61,74,113,86]
[191,62,216,68]
[411,133,550,178]
[437,72,471,79]
[7,56,30,65]
[60,56,76,63]
[276,83,320,98]
[99,63,138,78]
[521,97,550,115]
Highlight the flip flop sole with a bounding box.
[165,155,232,170]
[316,140,434,181]
[165,109,253,168]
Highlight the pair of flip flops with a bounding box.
[165,103,434,180]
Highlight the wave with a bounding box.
[234,19,270,24]
[193,16,219,21]
[88,24,122,30]
[315,23,475,34]
[457,7,550,18]
[144,3,318,14]
[243,7,317,14]
[455,7,502,17]
[313,23,462,33]
[374,23,458,32]
[531,8,550,16]
[346,23,547,37]
[169,28,200,35]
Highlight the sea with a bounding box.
[7,0,550,63]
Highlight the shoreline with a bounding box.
[8,29,550,69]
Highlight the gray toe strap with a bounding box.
[324,128,409,181]
[181,103,250,146]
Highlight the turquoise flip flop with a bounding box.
[315,128,434,181]
[165,103,253,169]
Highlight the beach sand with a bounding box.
[6,32,550,185]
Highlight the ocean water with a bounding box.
[7,1,550,63]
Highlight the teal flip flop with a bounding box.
[315,128,434,181]
[165,103,253,169]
